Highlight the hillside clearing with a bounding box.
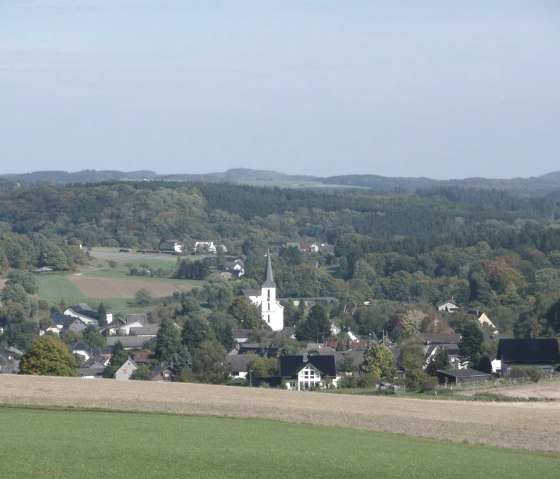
[1,375,559,453]
[68,275,190,297]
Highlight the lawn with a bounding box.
[1,406,558,479]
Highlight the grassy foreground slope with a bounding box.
[1,407,559,479]
[1,376,559,453]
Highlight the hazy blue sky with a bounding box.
[1,1,559,179]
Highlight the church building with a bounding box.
[244,253,284,331]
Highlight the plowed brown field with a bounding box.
[1,375,559,452]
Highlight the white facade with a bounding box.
[247,253,284,331]
[115,358,138,380]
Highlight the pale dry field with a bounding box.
[1,375,559,452]
[459,380,560,400]
[68,276,186,297]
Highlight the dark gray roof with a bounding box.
[243,288,260,297]
[262,253,276,288]
[106,336,154,349]
[437,368,491,379]
[129,324,160,336]
[497,338,560,364]
[279,355,337,378]
[420,333,462,344]
[226,353,259,373]
[72,341,93,352]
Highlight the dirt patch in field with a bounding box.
[68,276,186,298]
[1,375,559,453]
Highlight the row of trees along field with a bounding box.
[2,180,560,360]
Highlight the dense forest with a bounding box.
[2,179,560,359]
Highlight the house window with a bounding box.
[267,290,271,300]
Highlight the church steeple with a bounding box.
[262,251,276,288]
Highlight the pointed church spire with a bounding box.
[262,251,276,288]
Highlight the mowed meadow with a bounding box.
[2,406,559,479]
[1,375,560,479]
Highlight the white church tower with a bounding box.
[244,253,285,331]
[260,253,284,331]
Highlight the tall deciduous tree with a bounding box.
[459,322,485,366]
[228,296,261,329]
[20,336,77,376]
[359,342,396,379]
[296,305,331,342]
[97,302,108,327]
[155,318,181,363]
[192,340,228,384]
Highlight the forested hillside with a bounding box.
[2,180,560,353]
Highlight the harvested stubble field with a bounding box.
[458,379,560,400]
[1,375,559,453]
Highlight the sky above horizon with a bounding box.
[1,1,559,180]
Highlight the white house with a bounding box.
[279,355,338,391]
[115,358,138,380]
[244,253,284,331]
[469,310,499,334]
[438,300,459,313]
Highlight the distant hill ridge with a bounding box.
[2,168,560,195]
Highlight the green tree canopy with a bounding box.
[228,296,261,329]
[191,340,228,384]
[459,322,485,366]
[155,318,181,363]
[135,288,152,306]
[296,305,331,342]
[20,336,77,376]
[359,342,396,380]
[6,269,38,294]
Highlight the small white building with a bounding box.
[438,300,459,313]
[115,358,138,380]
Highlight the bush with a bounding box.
[404,368,425,392]
[357,372,378,388]
[527,368,545,383]
[507,367,545,382]
[420,376,438,393]
[338,375,358,388]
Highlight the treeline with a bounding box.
[0,233,87,271]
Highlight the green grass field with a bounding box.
[1,406,558,479]
[34,274,89,305]
[31,248,204,312]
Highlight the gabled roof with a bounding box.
[226,353,259,373]
[279,355,337,378]
[497,338,560,364]
[67,303,99,320]
[72,341,93,352]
